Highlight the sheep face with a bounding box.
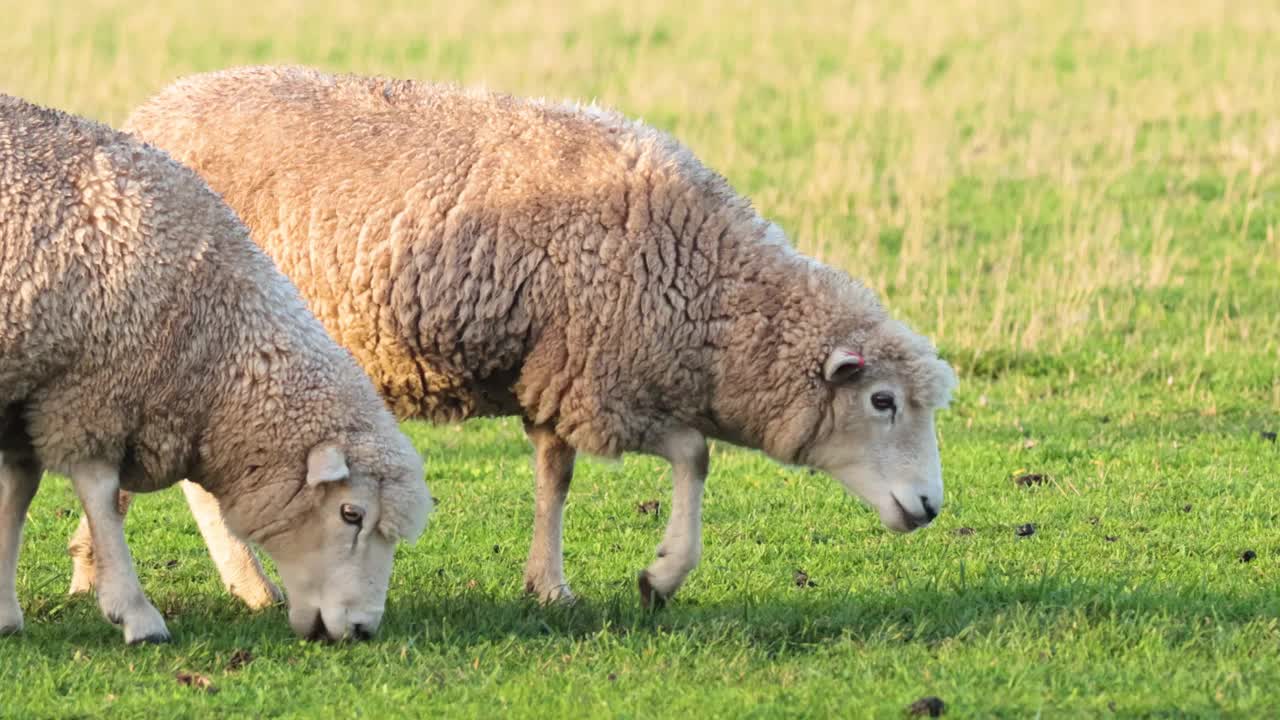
[805,348,955,533]
[257,434,431,642]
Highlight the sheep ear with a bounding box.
[823,348,865,384]
[306,443,350,486]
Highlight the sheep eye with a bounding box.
[870,391,897,413]
[340,504,365,526]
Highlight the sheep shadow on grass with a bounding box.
[33,581,1265,652]
[13,572,1275,654]
[382,580,1279,653]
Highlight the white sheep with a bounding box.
[0,93,433,643]
[78,65,956,607]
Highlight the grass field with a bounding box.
[3,0,1279,717]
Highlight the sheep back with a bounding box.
[126,66,768,456]
[0,93,382,517]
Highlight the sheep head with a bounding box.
[226,426,432,642]
[801,319,957,532]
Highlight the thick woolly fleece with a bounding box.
[123,65,954,464]
[0,94,425,544]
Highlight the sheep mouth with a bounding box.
[305,613,374,642]
[305,613,332,643]
[891,495,931,531]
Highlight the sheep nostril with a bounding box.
[920,496,938,521]
[352,623,373,641]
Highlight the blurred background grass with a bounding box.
[4,0,1277,385]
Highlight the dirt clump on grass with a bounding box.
[1013,473,1046,488]
[175,672,217,693]
[226,649,254,672]
[907,695,946,716]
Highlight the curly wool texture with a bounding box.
[0,93,424,543]
[125,66,955,462]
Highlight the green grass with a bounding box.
[2,0,1279,717]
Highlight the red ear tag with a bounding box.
[824,348,867,382]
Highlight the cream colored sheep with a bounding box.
[0,93,433,643]
[78,65,956,607]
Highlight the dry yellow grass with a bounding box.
[2,0,1276,374]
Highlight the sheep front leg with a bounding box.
[522,422,576,604]
[0,457,40,634]
[68,489,134,595]
[179,480,283,609]
[637,428,707,609]
[69,484,282,609]
[69,462,169,644]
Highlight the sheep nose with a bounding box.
[920,496,939,521]
[352,623,375,641]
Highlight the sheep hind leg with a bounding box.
[67,489,134,595]
[69,462,168,644]
[522,422,576,604]
[0,455,40,634]
[637,428,707,610]
[179,480,283,609]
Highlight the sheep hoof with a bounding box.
[524,578,576,606]
[230,579,285,611]
[637,571,667,610]
[0,611,23,635]
[0,594,22,633]
[127,631,171,646]
[120,604,170,645]
[68,566,95,596]
[546,591,578,608]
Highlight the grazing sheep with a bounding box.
[0,93,433,643]
[78,65,956,607]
